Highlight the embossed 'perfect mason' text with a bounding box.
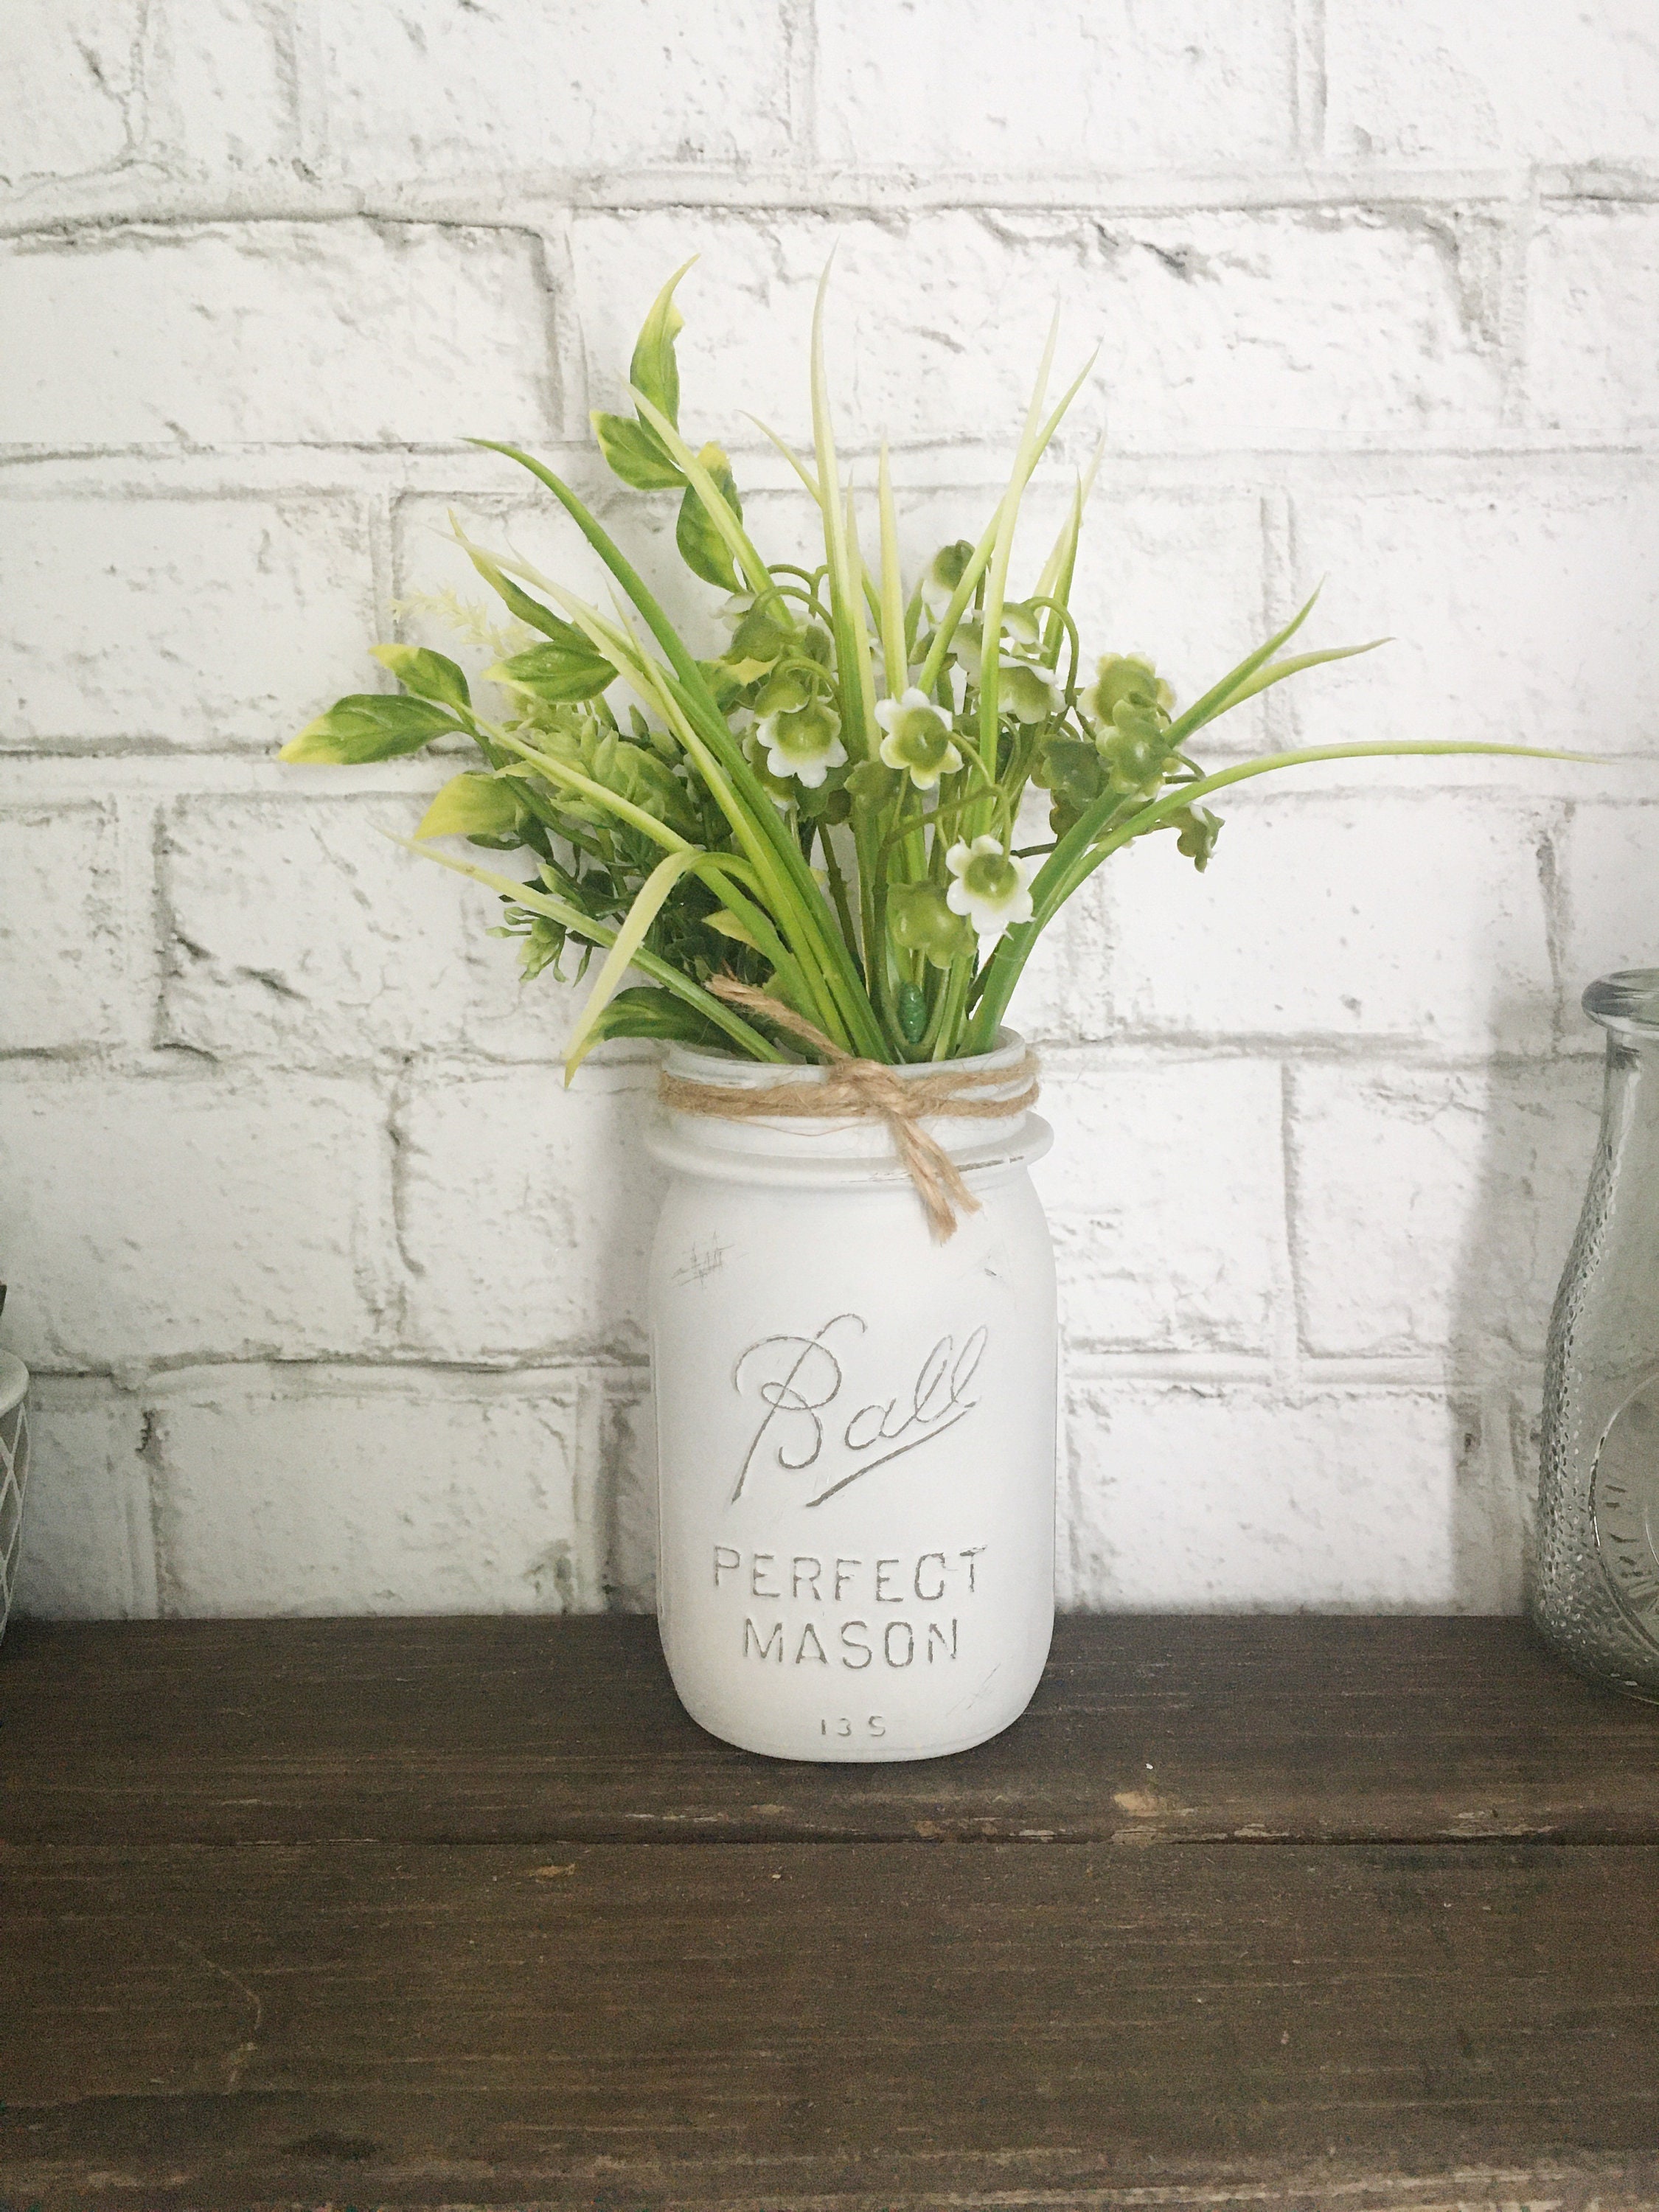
[715,1543,985,1668]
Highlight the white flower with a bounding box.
[757,699,846,790]
[953,602,1045,684]
[920,539,975,620]
[945,834,1037,953]
[873,688,963,790]
[999,658,1064,726]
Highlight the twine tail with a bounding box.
[887,1114,982,1242]
[700,973,991,1241]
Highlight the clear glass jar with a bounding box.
[1534,970,1659,1698]
[0,1350,31,1646]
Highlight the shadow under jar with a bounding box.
[1535,970,1659,1698]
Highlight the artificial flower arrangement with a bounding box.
[280,264,1545,1072]
[279,264,1578,1765]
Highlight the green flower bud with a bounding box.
[727,596,794,667]
[889,880,974,969]
[1172,804,1222,872]
[753,663,817,718]
[1079,653,1174,737]
[847,759,902,824]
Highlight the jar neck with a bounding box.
[650,1029,1051,1186]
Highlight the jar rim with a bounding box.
[1584,969,1659,1037]
[661,1025,1030,1088]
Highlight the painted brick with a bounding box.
[597,1370,655,1612]
[318,0,793,178]
[1287,473,1659,757]
[816,0,1295,174]
[1326,0,1659,165]
[147,1367,600,1614]
[1290,1062,1600,1360]
[0,0,139,183]
[1004,865,1111,1048]
[0,805,125,1051]
[1527,206,1659,444]
[160,796,479,1062]
[1034,1056,1287,1355]
[11,1382,154,1620]
[1106,790,1555,1053]
[1063,1382,1491,1608]
[0,1074,394,1368]
[395,1064,662,1360]
[0,495,375,748]
[1557,801,1659,1024]
[571,208,1506,459]
[0,221,557,449]
[147,0,296,171]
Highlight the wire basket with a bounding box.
[0,1352,30,1646]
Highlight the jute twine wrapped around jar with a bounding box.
[655,976,1040,1241]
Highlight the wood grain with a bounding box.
[4,1613,1659,1845]
[5,1840,1659,2206]
[7,1615,1659,2208]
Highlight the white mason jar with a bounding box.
[646,1032,1056,1762]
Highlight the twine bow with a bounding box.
[655,976,1040,1241]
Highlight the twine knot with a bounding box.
[655,976,1040,1241]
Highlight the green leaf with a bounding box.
[629,259,694,430]
[592,410,684,492]
[281,694,461,765]
[486,636,617,703]
[1200,639,1386,717]
[414,771,522,841]
[453,532,582,647]
[706,908,760,949]
[369,643,472,713]
[583,985,730,1052]
[675,442,743,591]
[565,845,705,1080]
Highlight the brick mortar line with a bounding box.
[19,1352,1544,1394]
[1,166,1650,238]
[6,442,1659,489]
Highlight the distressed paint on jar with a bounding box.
[647,1032,1057,1761]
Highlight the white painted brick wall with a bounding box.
[2,0,1654,1623]
[2,494,378,748]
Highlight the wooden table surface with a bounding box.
[4,1613,1659,2211]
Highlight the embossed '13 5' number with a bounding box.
[822,1715,886,1739]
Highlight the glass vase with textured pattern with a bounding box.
[1535,971,1659,1697]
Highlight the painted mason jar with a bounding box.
[1535,970,1659,1698]
[647,1032,1056,1761]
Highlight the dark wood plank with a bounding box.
[4,1613,1659,1845]
[4,1840,1659,2207]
